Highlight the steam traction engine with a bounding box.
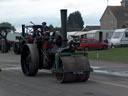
[21,9,91,83]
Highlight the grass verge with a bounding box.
[87,48,128,63]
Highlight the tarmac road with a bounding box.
[0,52,128,96]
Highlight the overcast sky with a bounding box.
[0,0,122,31]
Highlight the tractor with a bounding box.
[21,9,91,83]
[0,26,10,53]
[13,25,33,54]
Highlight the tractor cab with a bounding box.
[13,25,43,54]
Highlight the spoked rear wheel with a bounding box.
[21,44,39,76]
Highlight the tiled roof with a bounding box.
[109,6,128,21]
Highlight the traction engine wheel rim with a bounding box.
[25,54,31,73]
[22,50,31,75]
[56,72,65,83]
[21,44,39,76]
[56,71,90,83]
[55,57,90,83]
[76,71,90,82]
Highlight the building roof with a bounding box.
[109,6,128,21]
[101,6,128,21]
[84,25,100,31]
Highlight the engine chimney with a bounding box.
[60,9,67,47]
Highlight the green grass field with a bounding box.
[87,48,128,63]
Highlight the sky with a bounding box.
[0,0,122,31]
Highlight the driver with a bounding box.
[32,28,41,39]
[41,22,50,36]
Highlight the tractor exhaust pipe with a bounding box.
[60,9,67,47]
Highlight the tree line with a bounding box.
[0,11,84,32]
[0,22,16,32]
[50,11,84,32]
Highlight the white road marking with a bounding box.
[90,79,128,89]
[2,67,21,71]
[93,70,128,77]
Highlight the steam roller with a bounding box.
[55,52,90,83]
[20,9,91,83]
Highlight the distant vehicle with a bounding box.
[7,32,21,42]
[111,28,128,47]
[67,32,76,41]
[72,30,114,42]
[76,39,108,51]
[0,26,10,53]
[7,32,22,54]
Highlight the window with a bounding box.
[87,40,92,43]
[122,25,126,28]
[125,32,128,37]
[106,33,109,38]
[81,40,87,43]
[76,40,80,43]
[94,40,99,43]
[112,32,123,39]
[87,33,94,38]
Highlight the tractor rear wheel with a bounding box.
[21,44,39,76]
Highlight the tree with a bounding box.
[49,24,61,32]
[67,11,84,31]
[54,27,61,32]
[0,22,16,32]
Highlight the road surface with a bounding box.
[0,52,128,96]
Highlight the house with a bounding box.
[84,25,100,31]
[100,0,128,30]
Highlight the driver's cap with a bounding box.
[42,22,46,25]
